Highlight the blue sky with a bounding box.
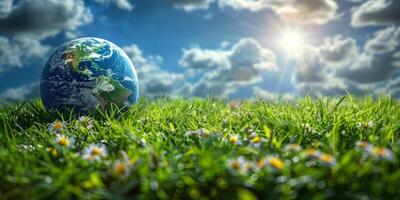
[1,0,400,101]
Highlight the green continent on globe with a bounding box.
[93,76,132,109]
[62,41,132,108]
[62,43,105,76]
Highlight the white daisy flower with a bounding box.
[54,134,74,148]
[247,132,266,148]
[367,146,395,161]
[356,120,374,130]
[82,144,108,161]
[48,120,67,133]
[355,141,373,151]
[78,116,94,130]
[228,156,252,174]
[113,160,131,177]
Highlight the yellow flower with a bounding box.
[251,136,261,143]
[228,134,241,145]
[47,147,58,157]
[268,157,285,170]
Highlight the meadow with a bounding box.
[0,96,399,199]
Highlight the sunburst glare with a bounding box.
[279,29,307,57]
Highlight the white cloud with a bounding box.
[364,26,400,54]
[0,82,40,102]
[0,35,50,73]
[93,0,134,11]
[123,44,184,96]
[170,0,215,12]
[318,35,359,65]
[179,48,230,69]
[219,0,338,25]
[0,0,92,37]
[179,38,277,97]
[230,38,277,71]
[0,0,12,19]
[294,26,400,97]
[338,26,400,83]
[115,0,134,10]
[295,35,358,84]
[0,0,93,72]
[218,0,266,11]
[352,0,400,27]
[170,0,338,25]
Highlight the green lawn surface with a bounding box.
[0,97,399,199]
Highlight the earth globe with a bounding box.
[40,37,139,113]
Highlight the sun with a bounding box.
[279,29,307,57]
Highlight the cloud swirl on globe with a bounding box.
[40,37,139,113]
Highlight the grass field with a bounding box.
[0,97,399,199]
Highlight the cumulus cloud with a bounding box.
[295,26,400,97]
[218,0,266,11]
[0,82,40,102]
[93,0,134,11]
[0,0,92,37]
[169,0,338,24]
[0,35,50,73]
[123,44,184,96]
[351,0,400,27]
[338,26,400,83]
[295,35,358,84]
[169,0,215,12]
[179,48,230,69]
[219,0,338,25]
[318,36,359,65]
[293,35,360,96]
[0,0,12,19]
[179,38,277,97]
[364,26,400,54]
[0,0,93,73]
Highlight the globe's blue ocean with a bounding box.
[40,37,139,112]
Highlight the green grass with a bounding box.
[0,96,400,199]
